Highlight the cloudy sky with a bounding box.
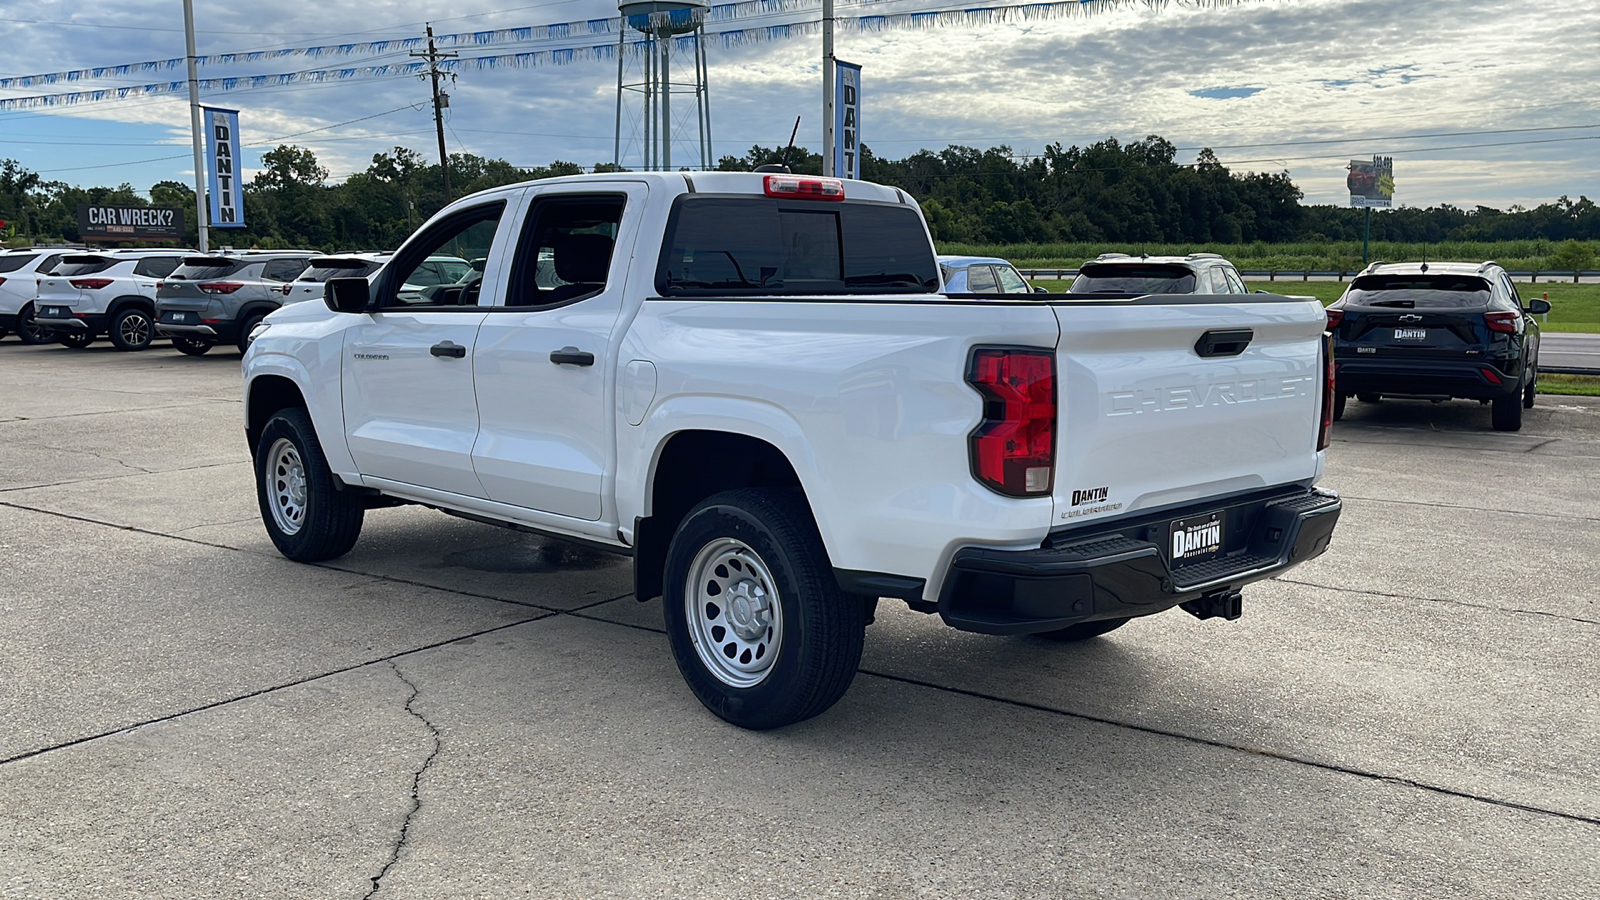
[2,0,1597,210]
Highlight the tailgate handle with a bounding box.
[1194,329,1253,358]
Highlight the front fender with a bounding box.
[244,349,356,480]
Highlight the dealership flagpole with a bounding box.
[182,0,209,252]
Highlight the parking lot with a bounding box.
[2,341,1597,899]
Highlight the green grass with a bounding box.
[1027,279,1600,333]
[1537,374,1600,396]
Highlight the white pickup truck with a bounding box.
[242,171,1341,729]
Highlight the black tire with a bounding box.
[254,408,364,562]
[1357,393,1381,403]
[58,331,94,349]
[1036,617,1131,642]
[17,304,51,345]
[1523,364,1537,409]
[172,336,214,357]
[1491,391,1523,432]
[662,487,865,730]
[1332,392,1347,421]
[108,307,155,351]
[237,312,267,354]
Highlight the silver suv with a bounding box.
[32,250,188,350]
[1068,252,1251,295]
[156,251,312,355]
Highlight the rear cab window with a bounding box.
[657,196,939,296]
[1070,263,1197,294]
[1345,274,1493,309]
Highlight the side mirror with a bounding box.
[1034,285,1049,294]
[324,277,371,313]
[1527,298,1551,315]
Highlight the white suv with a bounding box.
[31,249,189,350]
[0,248,73,344]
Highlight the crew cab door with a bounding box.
[342,200,516,498]
[470,183,646,520]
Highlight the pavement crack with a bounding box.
[12,441,157,476]
[1273,576,1600,626]
[363,661,442,900]
[1337,492,1600,524]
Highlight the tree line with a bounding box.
[3,136,1598,251]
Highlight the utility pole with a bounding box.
[182,0,209,251]
[821,0,835,176]
[411,24,458,202]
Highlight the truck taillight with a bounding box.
[1318,333,1335,451]
[0,277,6,287]
[1484,311,1518,334]
[71,278,114,289]
[199,281,244,294]
[763,174,845,201]
[967,348,1056,497]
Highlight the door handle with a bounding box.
[430,341,467,358]
[549,346,595,367]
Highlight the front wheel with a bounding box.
[1491,391,1523,432]
[1332,392,1347,421]
[254,408,364,561]
[1523,364,1537,409]
[1357,393,1381,404]
[59,331,94,349]
[663,488,865,730]
[237,313,267,354]
[172,336,214,356]
[109,307,154,351]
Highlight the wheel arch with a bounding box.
[246,374,309,454]
[107,295,154,317]
[633,429,811,604]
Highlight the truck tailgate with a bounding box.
[1050,295,1326,528]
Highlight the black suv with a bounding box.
[1327,261,1549,432]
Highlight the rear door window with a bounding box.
[658,197,938,295]
[302,259,380,282]
[134,256,181,278]
[262,258,309,282]
[1345,274,1493,309]
[1223,266,1248,294]
[995,265,1031,293]
[170,257,244,281]
[965,265,998,292]
[1069,264,1197,294]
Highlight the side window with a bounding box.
[1500,273,1523,309]
[384,202,505,308]
[1223,266,1248,294]
[507,193,626,308]
[40,254,63,274]
[135,256,181,278]
[995,265,1030,294]
[966,265,998,292]
[262,258,307,282]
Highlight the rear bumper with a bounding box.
[936,486,1341,635]
[1334,357,1523,399]
[157,318,238,341]
[33,312,104,333]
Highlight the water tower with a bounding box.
[614,0,713,171]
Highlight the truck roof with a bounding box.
[459,171,911,207]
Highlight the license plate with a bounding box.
[1394,328,1427,341]
[163,311,193,324]
[43,307,68,317]
[1169,512,1223,568]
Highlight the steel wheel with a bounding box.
[685,538,783,688]
[265,437,308,536]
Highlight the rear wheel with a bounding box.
[663,488,865,730]
[109,307,154,351]
[1332,392,1347,421]
[17,304,51,345]
[59,331,93,349]
[1357,393,1382,403]
[172,336,214,357]
[237,312,267,354]
[1036,617,1130,642]
[1491,391,1523,431]
[254,408,365,561]
[1523,364,1538,409]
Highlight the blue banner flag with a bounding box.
[203,107,245,228]
[833,60,861,180]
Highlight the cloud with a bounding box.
[2,0,1598,210]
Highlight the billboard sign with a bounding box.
[833,60,861,180]
[1348,155,1394,208]
[77,205,183,241]
[204,106,245,227]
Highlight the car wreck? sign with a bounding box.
[77,205,184,241]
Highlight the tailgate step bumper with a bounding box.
[938,486,1340,635]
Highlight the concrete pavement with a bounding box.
[2,340,1596,898]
